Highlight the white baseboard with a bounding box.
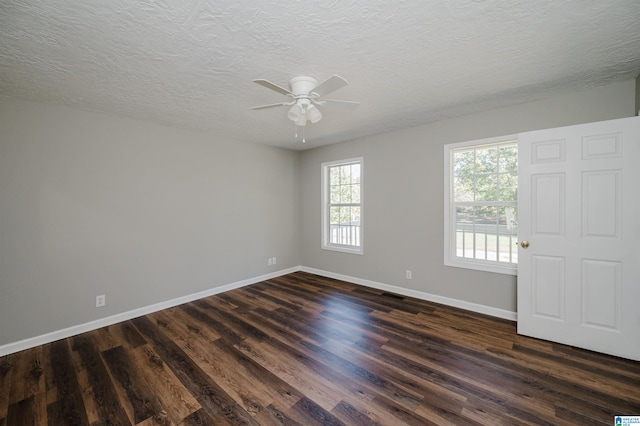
[0,267,299,357]
[1,265,515,356]
[300,266,517,321]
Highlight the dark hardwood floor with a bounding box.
[1,271,639,425]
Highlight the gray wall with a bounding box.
[299,79,636,313]
[636,72,640,115]
[0,98,300,345]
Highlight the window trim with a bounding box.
[321,157,364,255]
[444,135,517,275]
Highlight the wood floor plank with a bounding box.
[251,403,304,426]
[330,400,379,426]
[250,307,330,347]
[0,355,13,420]
[92,326,125,353]
[5,394,46,426]
[100,344,162,424]
[241,285,303,313]
[178,408,217,426]
[73,334,133,425]
[181,302,245,345]
[130,344,201,424]
[207,339,302,411]
[8,347,44,404]
[238,286,295,311]
[242,286,312,315]
[113,321,148,350]
[285,396,346,426]
[193,303,270,343]
[1,271,639,425]
[40,344,57,408]
[46,339,90,426]
[154,306,222,343]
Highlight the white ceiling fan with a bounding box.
[251,75,359,127]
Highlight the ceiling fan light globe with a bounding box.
[287,104,302,122]
[307,105,322,124]
[295,114,307,126]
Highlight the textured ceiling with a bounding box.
[1,1,639,150]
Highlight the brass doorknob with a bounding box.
[520,240,530,249]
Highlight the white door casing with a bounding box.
[517,116,640,361]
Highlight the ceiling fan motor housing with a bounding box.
[289,76,318,96]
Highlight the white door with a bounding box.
[517,116,640,361]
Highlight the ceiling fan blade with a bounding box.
[253,79,293,96]
[311,75,348,97]
[316,99,360,111]
[251,102,291,110]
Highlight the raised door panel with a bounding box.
[581,259,620,330]
[582,171,621,238]
[531,173,565,236]
[531,255,565,320]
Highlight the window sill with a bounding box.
[322,244,363,255]
[444,258,517,276]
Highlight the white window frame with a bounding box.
[322,157,363,255]
[444,135,517,275]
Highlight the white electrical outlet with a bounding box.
[267,258,273,266]
[406,270,412,279]
[96,294,106,307]
[272,257,277,265]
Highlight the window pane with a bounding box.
[475,173,497,202]
[351,163,361,184]
[351,183,360,203]
[340,165,352,184]
[455,206,474,259]
[497,206,518,264]
[475,146,498,174]
[475,206,496,224]
[453,150,475,175]
[330,166,340,185]
[474,231,499,261]
[329,206,360,246]
[483,232,498,261]
[474,206,497,260]
[498,173,517,201]
[330,185,341,203]
[454,175,474,202]
[342,184,353,203]
[499,144,518,174]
